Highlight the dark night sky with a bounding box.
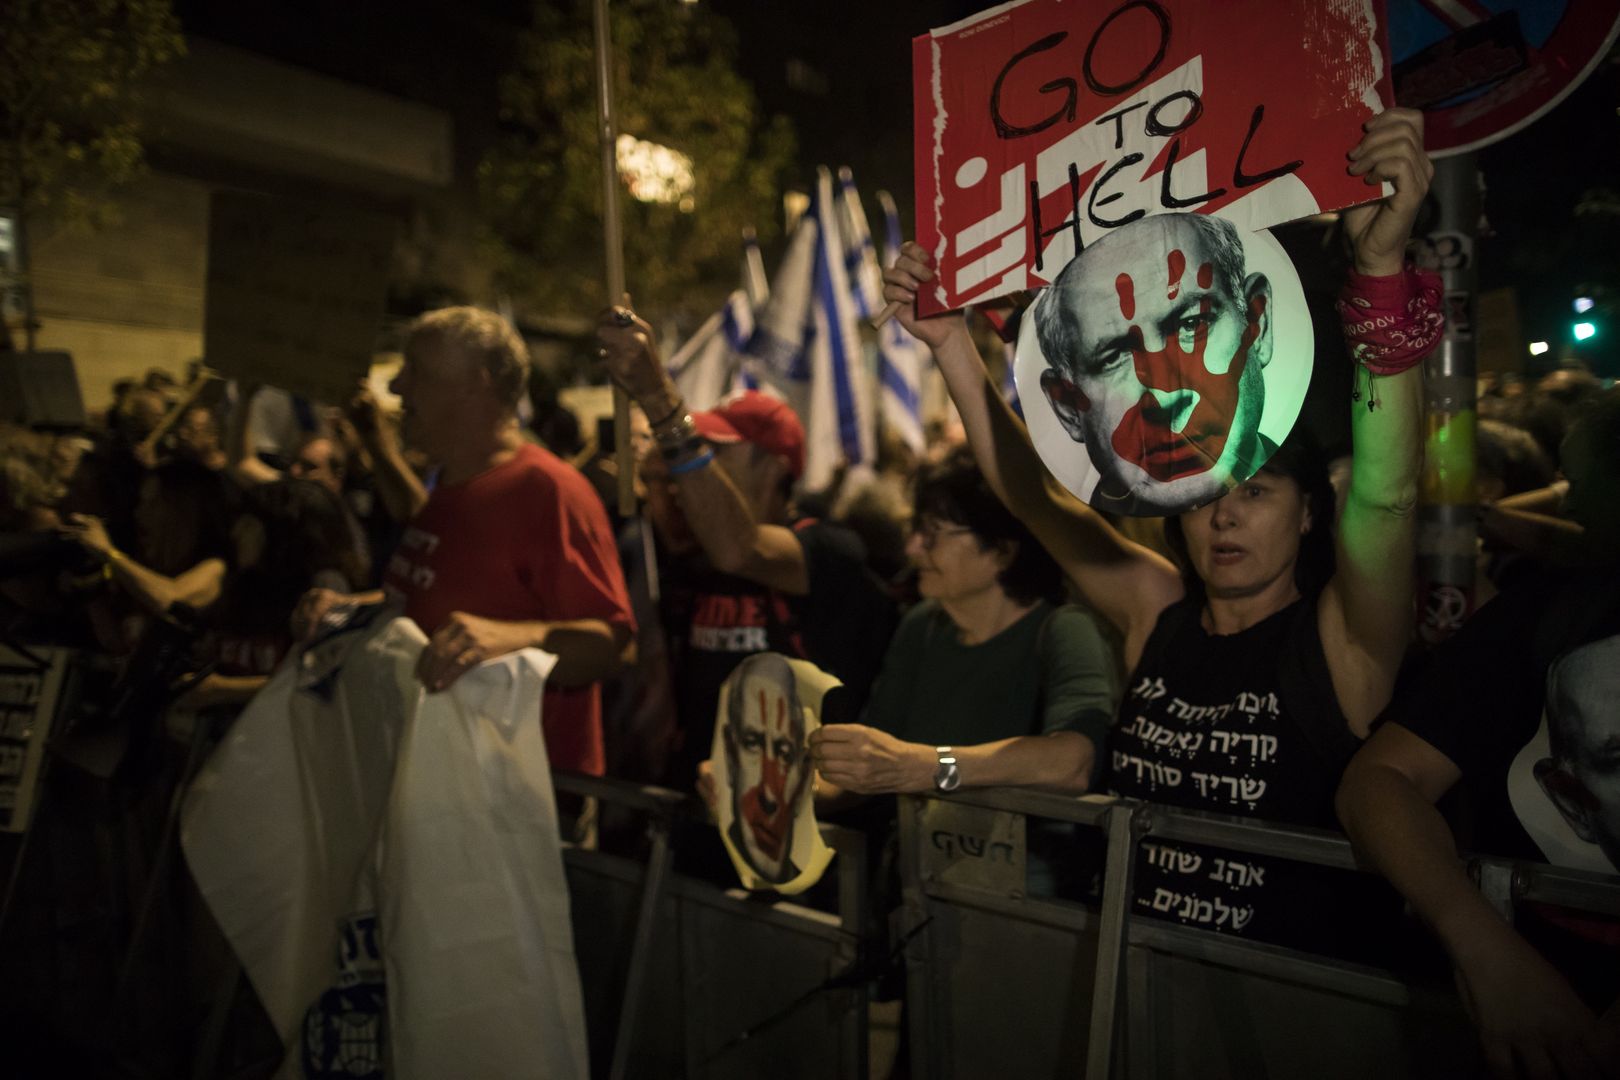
[173,0,1620,368]
[1474,54,1620,374]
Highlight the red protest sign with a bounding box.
[912,0,1395,315]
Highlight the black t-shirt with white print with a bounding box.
[660,519,897,787]
[1109,593,1401,958]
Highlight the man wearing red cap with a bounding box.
[598,308,898,788]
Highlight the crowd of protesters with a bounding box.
[3,107,1618,1076]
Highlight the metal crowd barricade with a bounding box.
[895,787,1129,1080]
[896,787,1620,1080]
[553,771,871,1080]
[1117,805,1476,1080]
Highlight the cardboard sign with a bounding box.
[710,654,838,895]
[0,646,68,834]
[1016,216,1311,515]
[204,192,395,404]
[912,0,1393,314]
[1390,0,1620,156]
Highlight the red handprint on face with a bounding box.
[739,688,798,861]
[1109,249,1266,482]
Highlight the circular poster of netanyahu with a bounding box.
[1015,214,1312,517]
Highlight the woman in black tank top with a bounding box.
[1109,447,1402,955]
[880,109,1437,954]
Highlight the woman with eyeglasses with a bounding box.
[809,448,1119,811]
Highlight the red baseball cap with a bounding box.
[691,390,805,480]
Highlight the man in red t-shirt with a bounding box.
[297,307,634,776]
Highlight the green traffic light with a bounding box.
[1574,321,1598,341]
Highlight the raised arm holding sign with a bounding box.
[884,103,1435,744]
[886,94,1439,954]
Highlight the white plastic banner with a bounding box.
[181,614,588,1079]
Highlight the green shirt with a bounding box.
[862,598,1119,774]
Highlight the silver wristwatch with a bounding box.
[934,746,961,793]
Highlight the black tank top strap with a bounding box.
[1276,592,1360,776]
[1132,595,1203,678]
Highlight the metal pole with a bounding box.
[1416,152,1480,645]
[591,0,635,517]
[896,796,942,1079]
[1085,803,1139,1080]
[609,815,673,1080]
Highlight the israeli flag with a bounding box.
[746,198,816,394]
[734,227,770,392]
[876,191,927,454]
[748,167,873,490]
[667,289,754,411]
[742,226,770,308]
[810,167,875,485]
[837,167,883,321]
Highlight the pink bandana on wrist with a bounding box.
[1335,264,1446,377]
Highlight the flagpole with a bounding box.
[592,0,634,516]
